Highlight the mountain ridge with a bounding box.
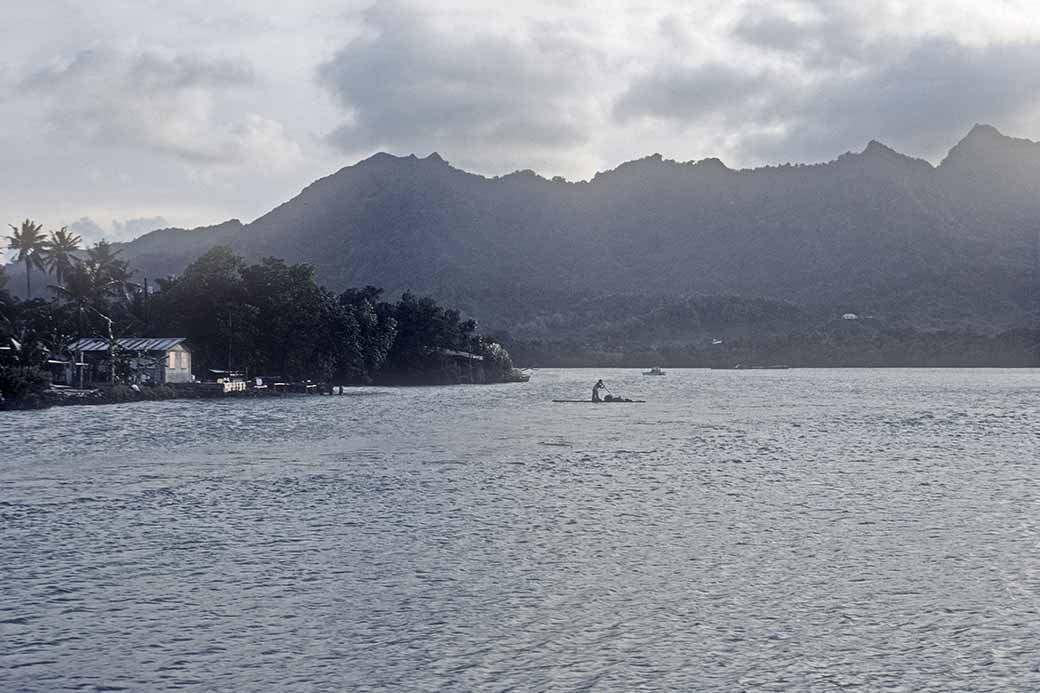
[7,125,1040,337]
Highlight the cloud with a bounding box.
[317,1,596,169]
[23,45,253,92]
[6,0,1040,238]
[794,39,1040,158]
[613,63,779,124]
[69,216,169,244]
[67,218,108,245]
[730,8,866,66]
[112,217,170,239]
[611,4,1040,164]
[22,44,301,168]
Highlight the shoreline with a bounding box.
[1,374,529,411]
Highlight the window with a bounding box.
[168,352,176,369]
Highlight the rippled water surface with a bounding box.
[3,368,1040,691]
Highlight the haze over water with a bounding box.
[3,368,1039,691]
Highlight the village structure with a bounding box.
[32,337,502,399]
[58,337,193,387]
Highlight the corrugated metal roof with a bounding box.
[68,337,187,352]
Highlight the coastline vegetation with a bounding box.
[2,222,517,407]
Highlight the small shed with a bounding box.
[66,337,192,385]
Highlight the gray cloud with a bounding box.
[113,217,170,238]
[613,63,778,124]
[21,44,298,166]
[5,1,1040,241]
[23,45,254,93]
[67,218,107,245]
[317,1,592,163]
[731,6,866,66]
[613,4,1040,165]
[796,39,1040,158]
[69,216,169,245]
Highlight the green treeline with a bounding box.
[1,237,516,402]
[508,330,1040,368]
[148,247,514,383]
[498,292,1040,367]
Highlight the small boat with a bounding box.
[643,366,665,376]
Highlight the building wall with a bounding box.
[165,345,193,383]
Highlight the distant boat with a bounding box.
[643,366,665,376]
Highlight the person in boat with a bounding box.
[592,379,606,402]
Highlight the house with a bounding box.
[65,337,192,386]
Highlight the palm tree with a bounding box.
[49,265,94,338]
[49,263,99,312]
[41,226,82,288]
[7,219,47,299]
[84,240,133,295]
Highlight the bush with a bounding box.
[0,365,51,403]
[107,384,134,402]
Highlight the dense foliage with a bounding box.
[149,247,511,383]
[496,292,1040,367]
[507,329,1040,368]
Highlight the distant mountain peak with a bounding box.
[832,139,932,173]
[863,139,894,155]
[966,123,1003,139]
[691,157,730,172]
[362,151,398,163]
[951,123,1008,152]
[426,152,446,163]
[939,123,1039,170]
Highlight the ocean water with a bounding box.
[2,368,1039,691]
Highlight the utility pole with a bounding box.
[227,311,233,374]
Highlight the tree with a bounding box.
[41,226,82,288]
[335,286,397,383]
[150,246,257,375]
[48,263,106,336]
[0,265,10,326]
[241,257,330,379]
[7,219,47,298]
[384,292,480,377]
[83,240,133,292]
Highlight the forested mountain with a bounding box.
[8,125,1040,340]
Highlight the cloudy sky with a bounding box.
[4,0,1040,245]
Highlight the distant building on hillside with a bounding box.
[842,313,859,320]
[64,337,192,386]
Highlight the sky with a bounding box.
[4,0,1040,247]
